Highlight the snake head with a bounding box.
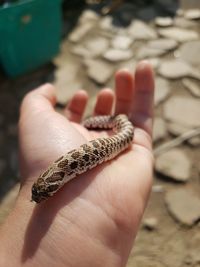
[31,182,60,203]
[31,183,51,203]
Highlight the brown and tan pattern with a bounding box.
[31,114,134,203]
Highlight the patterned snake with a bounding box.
[31,114,134,203]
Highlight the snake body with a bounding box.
[31,114,134,203]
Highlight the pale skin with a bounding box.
[0,61,154,267]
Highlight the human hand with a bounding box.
[0,61,154,267]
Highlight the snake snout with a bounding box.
[31,183,50,203]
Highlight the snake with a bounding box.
[31,114,134,203]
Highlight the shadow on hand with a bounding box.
[21,166,102,263]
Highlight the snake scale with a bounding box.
[31,114,134,203]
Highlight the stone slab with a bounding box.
[111,35,133,50]
[158,27,199,42]
[153,118,167,142]
[154,77,171,105]
[137,47,166,59]
[54,59,82,105]
[165,189,200,226]
[69,22,93,43]
[155,148,191,182]
[128,20,157,40]
[158,60,197,79]
[143,217,158,230]
[164,96,200,128]
[147,38,178,51]
[103,49,133,62]
[167,122,190,136]
[155,17,174,27]
[174,17,197,28]
[84,37,109,57]
[182,78,200,97]
[184,9,200,20]
[179,41,200,67]
[86,59,114,84]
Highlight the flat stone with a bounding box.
[54,59,82,105]
[153,118,167,142]
[136,47,166,59]
[158,27,199,42]
[167,122,190,136]
[176,9,184,16]
[152,184,165,193]
[84,37,109,57]
[143,217,158,230]
[98,31,115,40]
[86,59,114,84]
[182,78,200,97]
[69,22,93,42]
[119,59,137,71]
[174,17,197,28]
[79,9,99,23]
[188,136,200,146]
[128,20,157,40]
[53,39,70,66]
[165,189,200,226]
[168,125,200,147]
[164,96,200,128]
[184,9,200,20]
[155,148,191,182]
[111,35,133,50]
[154,77,170,105]
[155,16,174,27]
[179,41,200,67]
[99,16,114,31]
[158,60,197,79]
[147,58,161,69]
[71,45,91,58]
[147,38,178,51]
[103,49,133,62]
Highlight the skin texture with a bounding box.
[0,61,154,267]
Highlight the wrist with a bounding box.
[0,188,35,267]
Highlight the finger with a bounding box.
[64,90,88,123]
[115,69,135,115]
[94,88,114,116]
[132,61,154,136]
[20,83,56,115]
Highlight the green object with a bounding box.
[0,0,62,77]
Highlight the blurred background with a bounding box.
[0,0,200,266]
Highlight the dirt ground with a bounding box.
[0,2,200,267]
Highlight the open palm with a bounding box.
[1,61,154,267]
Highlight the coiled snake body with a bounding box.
[31,114,134,203]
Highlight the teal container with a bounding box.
[0,0,62,77]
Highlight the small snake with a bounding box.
[31,114,134,203]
